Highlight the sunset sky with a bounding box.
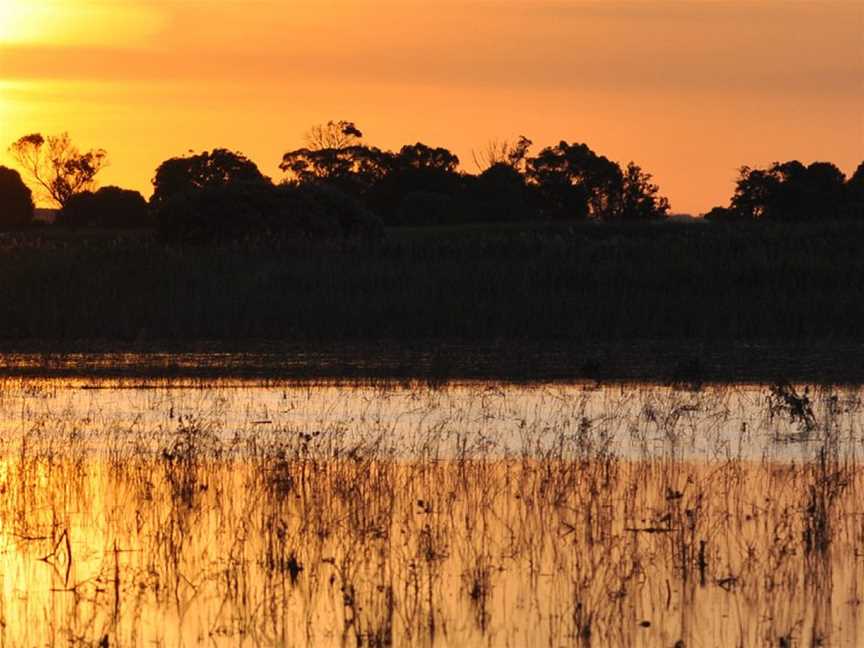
[1,0,861,213]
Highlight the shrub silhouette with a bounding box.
[59,186,151,228]
[0,166,34,227]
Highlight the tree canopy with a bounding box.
[14,120,861,242]
[151,148,270,210]
[0,166,35,227]
[728,161,850,222]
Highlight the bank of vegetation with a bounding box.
[2,121,862,240]
[0,123,862,377]
[0,220,861,346]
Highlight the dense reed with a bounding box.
[0,220,862,349]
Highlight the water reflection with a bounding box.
[0,379,861,646]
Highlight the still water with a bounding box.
[0,378,861,646]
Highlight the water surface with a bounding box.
[0,378,861,646]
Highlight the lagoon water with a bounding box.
[0,378,861,646]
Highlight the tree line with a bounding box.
[1,121,862,242]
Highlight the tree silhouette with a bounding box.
[282,125,468,227]
[846,162,864,219]
[280,121,394,198]
[8,133,106,208]
[468,162,534,222]
[801,162,846,220]
[616,162,670,221]
[281,144,393,190]
[848,162,864,196]
[395,143,460,173]
[151,149,272,242]
[151,149,269,209]
[59,186,150,229]
[730,161,848,222]
[370,143,464,225]
[0,166,34,227]
[730,166,779,220]
[526,141,623,220]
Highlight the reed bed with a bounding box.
[0,379,860,646]
[0,220,863,346]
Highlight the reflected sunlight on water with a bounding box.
[0,379,860,646]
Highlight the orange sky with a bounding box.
[1,0,862,213]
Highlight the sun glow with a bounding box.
[0,0,44,43]
[0,0,164,45]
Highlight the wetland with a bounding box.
[0,377,861,647]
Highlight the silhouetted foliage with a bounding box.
[152,149,274,242]
[280,121,396,212]
[729,161,851,222]
[156,181,276,243]
[615,162,670,222]
[526,141,624,220]
[0,166,35,227]
[59,186,151,229]
[281,124,467,226]
[280,145,393,196]
[153,148,379,243]
[395,142,460,174]
[703,206,746,223]
[844,162,864,219]
[466,162,535,222]
[8,133,107,208]
[290,183,383,240]
[151,149,270,209]
[373,143,465,225]
[280,124,670,226]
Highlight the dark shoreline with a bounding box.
[0,340,861,384]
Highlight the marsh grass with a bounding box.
[0,221,863,349]
[0,380,860,646]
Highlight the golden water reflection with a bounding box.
[0,379,861,646]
